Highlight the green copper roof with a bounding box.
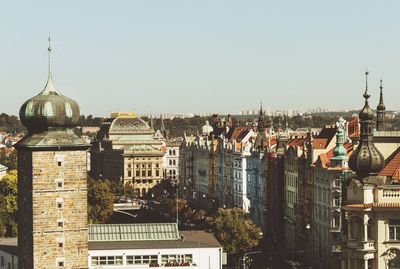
[14,129,90,150]
[88,223,180,242]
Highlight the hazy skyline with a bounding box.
[2,1,400,116]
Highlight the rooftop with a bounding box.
[0,237,17,256]
[88,223,179,242]
[379,146,400,181]
[89,230,222,250]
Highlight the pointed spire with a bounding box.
[40,36,61,95]
[377,79,386,111]
[363,69,370,101]
[257,101,265,132]
[48,36,52,77]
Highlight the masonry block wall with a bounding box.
[18,149,88,269]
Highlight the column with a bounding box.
[364,259,368,269]
[364,214,369,242]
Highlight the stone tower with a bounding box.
[376,80,386,131]
[15,40,90,269]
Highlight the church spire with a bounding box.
[376,79,386,131]
[257,101,265,131]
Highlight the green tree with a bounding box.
[212,208,262,268]
[0,149,17,170]
[0,170,18,237]
[87,178,115,223]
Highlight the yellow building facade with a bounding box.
[91,112,163,196]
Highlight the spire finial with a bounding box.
[48,36,52,77]
[377,79,386,111]
[363,69,370,100]
[260,100,263,116]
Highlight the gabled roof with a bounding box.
[314,126,337,147]
[379,146,400,181]
[236,129,250,141]
[313,138,328,149]
[212,127,225,138]
[315,142,353,168]
[288,138,306,147]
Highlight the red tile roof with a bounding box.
[348,116,360,138]
[379,147,400,181]
[313,138,328,149]
[314,142,353,167]
[288,138,306,147]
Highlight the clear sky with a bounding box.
[1,1,400,116]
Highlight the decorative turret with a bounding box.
[376,80,386,131]
[19,38,80,134]
[349,71,384,178]
[330,117,348,168]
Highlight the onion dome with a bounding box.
[19,39,80,134]
[349,71,385,178]
[377,80,386,111]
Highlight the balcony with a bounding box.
[347,239,376,252]
[376,186,400,203]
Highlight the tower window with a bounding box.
[57,202,63,209]
[59,242,63,248]
[56,178,64,189]
[57,221,64,228]
[58,161,62,166]
[58,261,64,267]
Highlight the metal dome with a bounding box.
[19,75,80,133]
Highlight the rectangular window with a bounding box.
[389,220,400,240]
[136,171,140,177]
[156,170,160,177]
[91,256,123,265]
[142,170,146,177]
[148,170,152,177]
[161,254,193,265]
[128,170,132,177]
[333,198,340,207]
[126,255,157,265]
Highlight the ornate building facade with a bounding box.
[90,112,164,196]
